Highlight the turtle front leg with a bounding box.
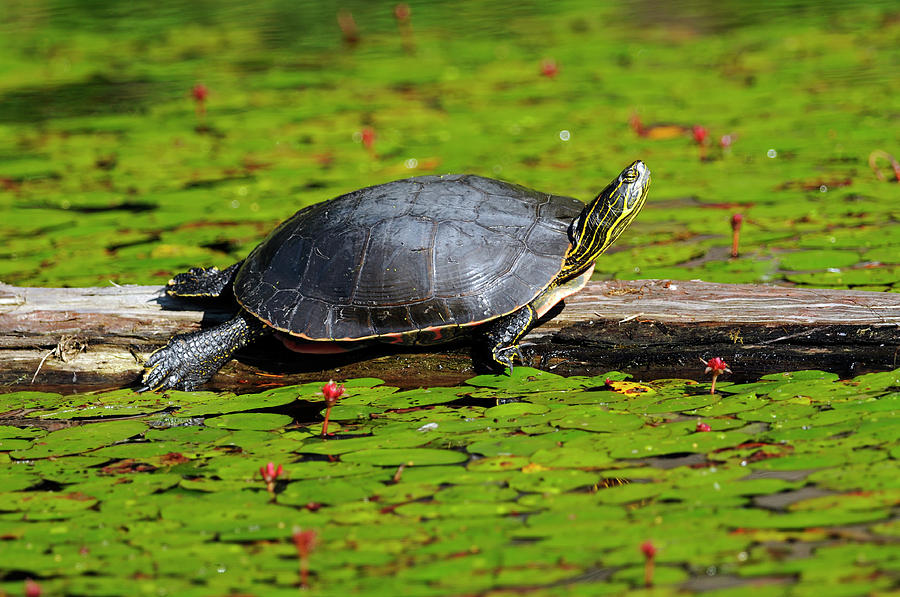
[479,303,537,372]
[140,310,266,391]
[166,262,242,298]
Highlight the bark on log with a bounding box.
[1,280,898,392]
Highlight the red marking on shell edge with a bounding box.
[385,333,405,345]
[278,333,355,354]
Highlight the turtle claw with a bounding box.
[493,344,526,374]
[140,337,214,392]
[139,312,263,392]
[166,263,240,298]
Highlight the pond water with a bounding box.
[0,1,898,595]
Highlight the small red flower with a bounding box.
[629,114,646,137]
[696,421,712,432]
[25,579,41,597]
[730,213,744,258]
[191,84,209,103]
[703,357,730,376]
[260,461,283,500]
[260,461,283,483]
[394,3,411,23]
[640,541,656,586]
[338,10,359,45]
[720,134,735,149]
[293,527,317,555]
[701,357,732,395]
[292,527,318,588]
[692,125,709,145]
[321,380,346,437]
[191,84,209,119]
[360,128,376,152]
[322,380,345,403]
[540,59,559,79]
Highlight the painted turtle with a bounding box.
[141,160,650,391]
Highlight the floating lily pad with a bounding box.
[10,420,148,459]
[465,367,585,392]
[551,406,645,433]
[341,447,469,466]
[206,413,293,430]
[778,249,860,271]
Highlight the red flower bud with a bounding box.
[696,421,712,432]
[191,84,209,103]
[322,380,345,402]
[540,59,559,79]
[640,541,657,559]
[25,579,41,597]
[692,125,708,145]
[360,128,376,151]
[260,461,283,483]
[292,527,318,556]
[394,3,411,23]
[703,357,731,375]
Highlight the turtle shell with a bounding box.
[233,174,583,340]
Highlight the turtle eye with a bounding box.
[622,169,638,184]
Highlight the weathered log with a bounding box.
[1,280,898,392]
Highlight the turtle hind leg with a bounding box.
[167,262,242,298]
[477,303,537,373]
[140,310,266,391]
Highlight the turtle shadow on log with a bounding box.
[154,293,478,390]
[146,293,571,392]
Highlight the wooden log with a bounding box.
[1,280,898,392]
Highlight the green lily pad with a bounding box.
[465,367,586,392]
[206,413,293,430]
[340,447,469,466]
[785,266,900,286]
[370,387,466,409]
[297,431,433,456]
[778,249,860,271]
[550,406,645,433]
[10,420,147,459]
[466,433,561,457]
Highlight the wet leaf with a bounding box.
[206,413,293,430]
[10,420,147,459]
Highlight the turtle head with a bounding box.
[563,160,650,276]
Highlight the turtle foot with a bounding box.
[493,347,517,374]
[140,333,220,391]
[166,262,241,298]
[480,303,537,375]
[139,312,265,392]
[492,344,530,374]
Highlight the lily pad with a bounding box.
[340,448,469,466]
[206,413,293,430]
[778,249,860,271]
[10,420,147,459]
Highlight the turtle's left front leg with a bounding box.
[140,310,267,391]
[478,303,537,372]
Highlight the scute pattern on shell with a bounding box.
[233,174,582,340]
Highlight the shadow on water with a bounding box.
[0,74,183,123]
[0,74,177,124]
